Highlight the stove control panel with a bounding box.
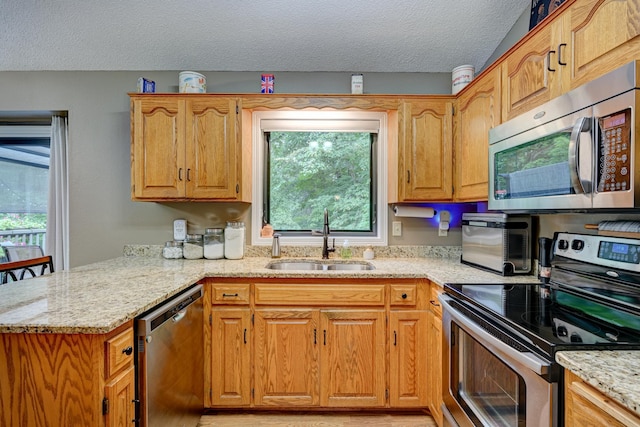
[554,232,640,272]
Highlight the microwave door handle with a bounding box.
[568,116,593,194]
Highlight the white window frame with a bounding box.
[251,109,388,247]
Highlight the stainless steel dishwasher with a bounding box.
[135,284,204,427]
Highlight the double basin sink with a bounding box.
[266,259,375,271]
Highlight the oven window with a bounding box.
[452,323,526,426]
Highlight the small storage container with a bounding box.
[204,228,225,260]
[183,234,204,259]
[224,221,245,259]
[162,241,183,259]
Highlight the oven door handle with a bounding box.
[439,294,550,376]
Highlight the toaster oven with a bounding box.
[461,212,532,275]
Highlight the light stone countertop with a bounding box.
[557,351,640,418]
[0,254,537,334]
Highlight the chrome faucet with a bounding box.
[312,208,335,259]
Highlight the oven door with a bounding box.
[439,294,558,427]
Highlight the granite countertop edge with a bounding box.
[556,350,640,418]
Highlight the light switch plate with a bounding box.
[173,219,187,241]
[392,221,402,236]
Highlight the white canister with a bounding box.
[179,71,206,93]
[224,221,245,259]
[452,65,475,94]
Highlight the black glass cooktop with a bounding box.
[444,282,640,359]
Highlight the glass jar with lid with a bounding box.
[204,228,225,259]
[183,234,204,259]
[224,221,245,259]
[162,241,183,259]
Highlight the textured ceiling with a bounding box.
[0,0,530,73]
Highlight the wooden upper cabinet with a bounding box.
[569,0,640,88]
[454,67,501,202]
[131,97,185,199]
[398,98,453,201]
[502,0,640,121]
[130,95,243,201]
[501,12,568,121]
[186,98,239,199]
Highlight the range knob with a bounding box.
[556,325,568,337]
[571,239,585,251]
[558,239,569,250]
[570,333,583,343]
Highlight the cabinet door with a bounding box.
[389,310,429,407]
[565,370,640,427]
[454,67,501,202]
[501,15,568,121]
[569,0,640,88]
[104,366,135,427]
[131,97,186,199]
[398,99,453,201]
[254,309,320,406]
[186,98,240,199]
[320,309,386,407]
[211,308,251,406]
[427,309,444,426]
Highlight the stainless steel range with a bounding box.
[440,232,640,427]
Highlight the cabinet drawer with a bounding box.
[211,284,251,305]
[429,285,443,317]
[105,328,134,378]
[254,284,385,306]
[390,284,417,306]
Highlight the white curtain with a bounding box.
[45,116,69,271]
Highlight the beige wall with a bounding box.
[0,70,455,267]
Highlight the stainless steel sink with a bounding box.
[266,260,375,271]
[266,261,324,270]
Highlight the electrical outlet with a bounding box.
[392,221,402,236]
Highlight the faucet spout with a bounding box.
[321,208,335,259]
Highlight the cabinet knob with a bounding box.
[401,293,408,299]
[122,346,133,356]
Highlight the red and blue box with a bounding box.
[261,74,274,94]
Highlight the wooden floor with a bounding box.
[199,411,437,427]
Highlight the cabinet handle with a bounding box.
[314,328,317,345]
[430,300,440,307]
[178,168,183,181]
[406,170,411,184]
[402,293,408,299]
[323,329,327,346]
[222,293,239,297]
[547,50,556,72]
[122,346,133,356]
[236,183,240,194]
[186,168,191,181]
[394,331,397,346]
[557,43,567,66]
[243,328,247,344]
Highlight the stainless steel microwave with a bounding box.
[489,61,640,211]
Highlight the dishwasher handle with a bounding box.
[172,310,187,323]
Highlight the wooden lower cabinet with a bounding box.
[427,285,444,426]
[254,308,320,406]
[210,307,252,406]
[207,279,435,412]
[321,309,387,407]
[389,310,429,407]
[565,369,640,426]
[0,322,135,427]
